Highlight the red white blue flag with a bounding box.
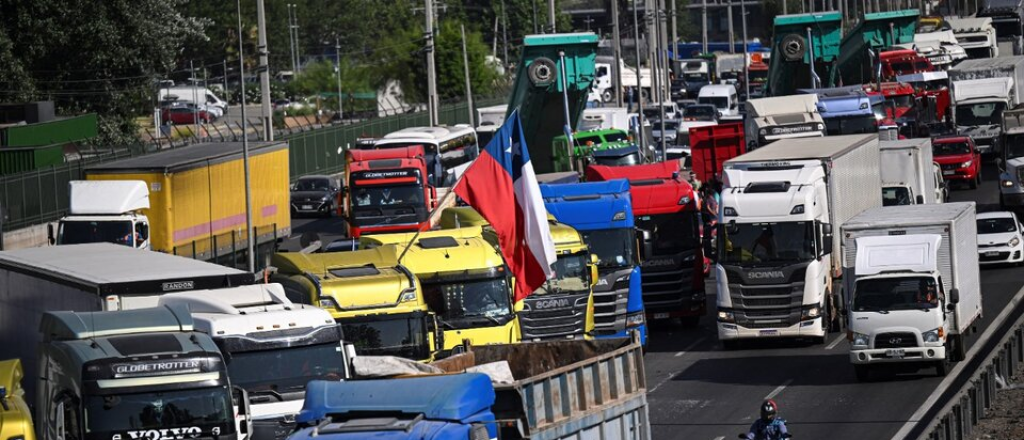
[454,109,556,302]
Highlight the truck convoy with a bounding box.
[343,145,436,237]
[948,16,999,59]
[880,139,939,206]
[541,180,648,344]
[842,203,981,380]
[52,141,291,267]
[948,56,1024,155]
[586,162,706,326]
[37,305,246,440]
[744,94,826,149]
[716,134,882,346]
[158,284,351,440]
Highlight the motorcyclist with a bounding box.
[743,399,789,440]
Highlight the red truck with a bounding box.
[586,162,706,326]
[344,145,436,237]
[880,49,935,80]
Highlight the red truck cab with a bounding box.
[880,49,935,80]
[932,135,982,189]
[585,162,706,325]
[344,145,437,237]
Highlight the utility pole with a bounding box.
[701,0,708,54]
[287,4,296,73]
[492,16,499,57]
[646,0,657,103]
[742,0,749,101]
[728,0,735,53]
[191,60,200,140]
[632,0,646,155]
[235,0,255,273]
[532,0,539,34]
[425,0,439,126]
[612,0,624,107]
[655,0,667,160]
[223,59,228,96]
[257,0,273,141]
[502,0,509,65]
[335,37,343,122]
[659,0,670,101]
[549,0,557,33]
[291,5,301,73]
[461,24,475,127]
[670,0,678,61]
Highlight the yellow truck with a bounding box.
[270,247,441,362]
[0,359,35,440]
[359,227,521,350]
[52,141,291,266]
[439,207,597,341]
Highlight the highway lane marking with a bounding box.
[764,379,793,400]
[674,336,708,357]
[712,437,725,440]
[825,334,846,350]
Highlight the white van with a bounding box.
[159,86,229,114]
[698,85,740,118]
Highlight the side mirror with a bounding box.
[822,239,833,255]
[232,386,252,436]
[47,223,56,245]
[997,157,1005,171]
[822,223,833,235]
[916,194,925,205]
[949,288,960,305]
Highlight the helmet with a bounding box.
[760,399,778,421]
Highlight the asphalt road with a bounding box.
[284,163,1020,440]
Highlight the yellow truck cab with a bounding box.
[270,247,440,362]
[439,207,597,341]
[0,359,35,440]
[359,227,520,350]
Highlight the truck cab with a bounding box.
[0,359,34,440]
[744,95,826,149]
[344,145,436,237]
[271,247,440,362]
[586,162,706,326]
[359,228,520,351]
[37,305,246,440]
[977,0,1024,55]
[880,49,935,80]
[551,129,638,172]
[680,58,712,98]
[158,285,350,440]
[1001,107,1024,208]
[698,85,740,119]
[541,180,648,345]
[953,77,1011,155]
[947,16,998,59]
[802,87,887,135]
[52,180,151,249]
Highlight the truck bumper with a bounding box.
[645,293,706,320]
[718,317,824,340]
[850,345,946,364]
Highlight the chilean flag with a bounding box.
[454,109,557,302]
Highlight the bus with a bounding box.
[361,125,479,187]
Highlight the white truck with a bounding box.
[579,106,631,132]
[56,180,151,249]
[908,31,968,69]
[158,284,353,440]
[716,134,882,347]
[948,56,1024,155]
[594,59,660,102]
[476,104,508,147]
[744,94,826,150]
[949,16,999,59]
[842,203,981,380]
[880,139,939,206]
[715,53,746,85]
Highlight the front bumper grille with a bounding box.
[592,281,629,335]
[874,332,918,349]
[519,293,589,340]
[728,282,804,328]
[641,264,699,313]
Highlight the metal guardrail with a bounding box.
[902,290,1024,439]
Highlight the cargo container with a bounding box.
[880,139,938,206]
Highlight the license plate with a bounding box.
[985,251,1000,257]
[653,313,670,320]
[886,348,905,359]
[942,170,955,176]
[301,205,312,210]
[759,329,779,336]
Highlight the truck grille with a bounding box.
[591,279,629,335]
[519,293,589,340]
[729,282,804,328]
[874,332,918,349]
[641,264,697,313]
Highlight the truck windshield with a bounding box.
[1005,134,1024,160]
[594,152,641,167]
[824,115,877,135]
[59,220,133,246]
[224,342,346,393]
[853,276,939,312]
[537,253,590,296]
[604,132,629,143]
[882,187,913,206]
[698,96,728,110]
[341,314,430,360]
[719,222,815,264]
[422,277,513,329]
[955,102,1006,126]
[349,185,426,226]
[84,386,233,440]
[933,141,971,156]
[580,228,636,269]
[636,212,700,256]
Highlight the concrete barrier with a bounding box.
[1,222,53,251]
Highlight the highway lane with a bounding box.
[646,163,1024,440]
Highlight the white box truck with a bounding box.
[880,139,939,206]
[716,134,882,346]
[948,56,1024,154]
[744,94,826,150]
[947,16,998,60]
[842,203,981,380]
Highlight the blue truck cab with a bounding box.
[799,86,887,135]
[540,179,647,346]
[292,375,497,440]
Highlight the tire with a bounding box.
[812,335,827,346]
[601,88,614,103]
[854,364,871,382]
[780,34,808,62]
[528,57,557,86]
[935,358,952,377]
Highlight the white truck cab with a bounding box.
[744,95,826,149]
[51,180,151,249]
[698,85,740,118]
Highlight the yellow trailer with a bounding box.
[0,359,35,440]
[81,142,290,263]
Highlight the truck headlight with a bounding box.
[922,327,943,343]
[1010,237,1021,247]
[850,331,869,348]
[961,160,973,168]
[717,309,735,323]
[399,289,418,302]
[816,123,825,130]
[801,305,821,320]
[1002,179,1015,188]
[626,311,646,328]
[318,296,340,309]
[759,128,767,136]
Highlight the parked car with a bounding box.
[976,211,1024,266]
[161,106,212,124]
[290,175,341,217]
[932,135,981,189]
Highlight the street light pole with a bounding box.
[612,0,624,107]
[335,37,343,122]
[236,0,255,273]
[632,0,647,158]
[425,0,438,126]
[742,0,749,101]
[256,0,273,141]
[461,24,475,126]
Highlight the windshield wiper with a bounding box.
[379,213,417,225]
[475,314,502,325]
[248,389,284,402]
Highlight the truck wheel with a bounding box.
[854,364,871,382]
[601,88,614,103]
[935,358,952,377]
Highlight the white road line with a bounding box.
[825,334,846,350]
[674,336,708,357]
[764,379,793,400]
[713,436,725,440]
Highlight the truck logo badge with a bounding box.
[596,278,609,286]
[643,259,676,268]
[534,298,572,310]
[161,281,195,291]
[118,427,203,440]
[889,337,902,345]
[748,271,785,279]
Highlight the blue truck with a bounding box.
[540,180,647,346]
[799,86,887,135]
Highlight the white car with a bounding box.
[977,211,1024,266]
